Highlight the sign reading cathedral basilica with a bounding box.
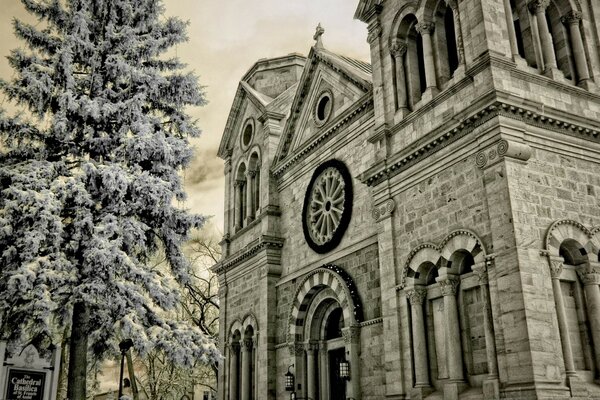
[5,369,46,400]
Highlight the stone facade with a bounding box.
[212,1,600,399]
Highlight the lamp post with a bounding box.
[284,364,295,400]
[118,339,133,399]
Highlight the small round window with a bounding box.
[314,91,333,126]
[241,119,254,149]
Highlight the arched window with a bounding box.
[234,163,247,231]
[512,0,539,68]
[248,152,261,217]
[229,330,242,400]
[393,14,427,110]
[432,0,460,84]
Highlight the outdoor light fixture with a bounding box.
[118,339,134,399]
[339,360,350,380]
[284,364,295,391]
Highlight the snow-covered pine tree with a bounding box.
[0,0,219,398]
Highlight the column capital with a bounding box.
[547,255,565,279]
[341,325,361,344]
[578,262,600,286]
[472,262,488,284]
[437,276,460,296]
[234,179,245,187]
[245,170,256,178]
[390,40,407,58]
[241,338,253,352]
[444,0,459,10]
[528,0,550,13]
[415,21,435,35]
[561,10,583,25]
[367,19,382,44]
[231,342,241,351]
[407,287,427,305]
[372,198,396,221]
[304,341,319,352]
[288,342,304,356]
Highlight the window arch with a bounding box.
[234,163,247,231]
[248,151,261,217]
[227,316,259,400]
[430,0,460,84]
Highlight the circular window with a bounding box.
[241,119,254,149]
[314,91,333,126]
[302,159,353,253]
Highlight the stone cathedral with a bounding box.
[211,0,600,399]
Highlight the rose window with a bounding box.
[302,160,353,253]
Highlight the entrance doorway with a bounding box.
[328,348,346,400]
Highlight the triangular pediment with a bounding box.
[274,47,372,164]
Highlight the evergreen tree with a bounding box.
[0,0,219,397]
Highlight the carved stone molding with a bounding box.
[528,0,550,13]
[372,198,396,221]
[341,325,361,344]
[561,10,583,25]
[475,139,531,169]
[288,342,305,356]
[234,178,245,187]
[406,288,427,305]
[245,170,256,178]
[578,270,600,286]
[547,256,565,279]
[472,262,488,284]
[367,20,382,44]
[390,40,407,58]
[437,277,460,296]
[415,22,435,35]
[241,338,254,351]
[304,341,320,352]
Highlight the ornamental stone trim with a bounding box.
[406,288,427,305]
[372,198,396,221]
[341,325,361,344]
[475,139,532,169]
[561,10,583,25]
[437,277,460,296]
[367,20,382,44]
[212,235,285,274]
[415,22,435,35]
[390,40,407,58]
[362,101,600,187]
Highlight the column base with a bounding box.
[566,374,588,398]
[442,381,468,400]
[482,378,500,400]
[420,87,439,104]
[410,385,433,400]
[543,66,564,80]
[245,216,254,225]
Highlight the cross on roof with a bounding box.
[314,23,325,48]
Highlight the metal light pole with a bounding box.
[117,339,133,399]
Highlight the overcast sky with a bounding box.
[0,0,371,232]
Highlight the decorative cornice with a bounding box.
[372,198,396,221]
[273,94,373,178]
[359,317,383,327]
[475,139,532,169]
[212,235,285,275]
[361,100,600,187]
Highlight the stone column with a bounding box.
[390,40,408,111]
[528,0,558,72]
[547,257,577,376]
[578,263,600,373]
[234,179,244,230]
[319,341,329,400]
[502,0,521,57]
[241,339,252,400]
[342,325,361,400]
[472,263,499,378]
[573,283,595,370]
[415,22,438,91]
[305,342,318,400]
[445,0,465,65]
[473,262,501,400]
[561,11,590,85]
[230,343,240,400]
[436,275,464,382]
[407,288,430,387]
[245,171,255,224]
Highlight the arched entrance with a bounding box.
[287,265,363,400]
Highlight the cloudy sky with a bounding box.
[0,0,371,232]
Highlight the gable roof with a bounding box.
[217,54,306,159]
[354,0,384,23]
[273,45,372,164]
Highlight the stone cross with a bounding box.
[314,23,325,48]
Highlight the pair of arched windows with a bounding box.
[391,0,463,111]
[509,0,590,85]
[234,153,260,232]
[228,323,257,400]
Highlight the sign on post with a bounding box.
[5,369,46,400]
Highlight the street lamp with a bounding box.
[284,364,295,391]
[339,359,350,380]
[118,339,134,399]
